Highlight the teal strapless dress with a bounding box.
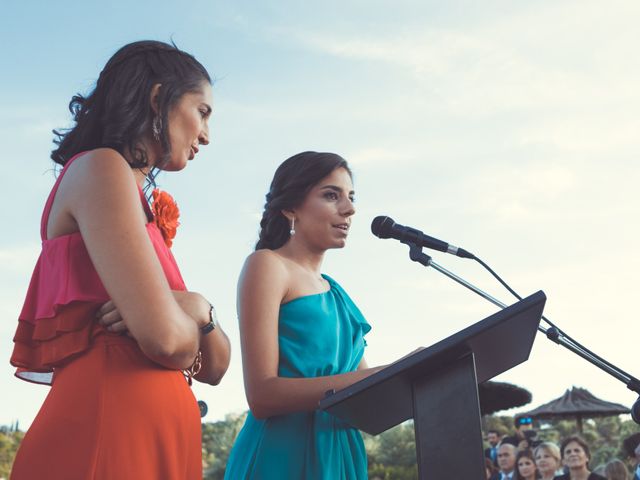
[224,274,371,480]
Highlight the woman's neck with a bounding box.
[278,241,325,277]
[134,169,149,188]
[569,467,590,480]
[122,141,156,188]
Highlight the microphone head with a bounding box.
[632,397,640,425]
[371,216,395,239]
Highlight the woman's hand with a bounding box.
[96,291,230,385]
[96,291,211,334]
[96,300,129,334]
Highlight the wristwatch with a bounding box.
[200,303,217,335]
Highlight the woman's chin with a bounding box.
[159,157,188,172]
[330,239,347,249]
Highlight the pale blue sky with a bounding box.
[2,1,640,428]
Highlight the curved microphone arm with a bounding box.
[405,242,640,424]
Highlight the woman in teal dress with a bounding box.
[225,151,382,479]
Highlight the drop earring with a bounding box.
[289,218,296,236]
[152,115,162,141]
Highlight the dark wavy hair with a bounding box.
[255,151,352,250]
[51,40,211,180]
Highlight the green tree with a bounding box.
[202,411,247,480]
[0,429,24,478]
[481,415,516,449]
[377,422,416,468]
[365,422,418,479]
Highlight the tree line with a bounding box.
[1,414,637,479]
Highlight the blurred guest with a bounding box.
[604,459,629,480]
[622,433,640,480]
[534,442,563,480]
[504,416,536,451]
[486,430,501,465]
[486,457,499,479]
[515,449,539,480]
[554,435,606,480]
[491,443,518,480]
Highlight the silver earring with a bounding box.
[289,218,296,236]
[152,115,162,141]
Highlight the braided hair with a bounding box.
[256,151,352,250]
[51,40,211,180]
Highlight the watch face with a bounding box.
[198,400,208,417]
[201,322,215,335]
[208,303,218,326]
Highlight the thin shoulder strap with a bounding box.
[40,152,88,241]
[139,185,154,222]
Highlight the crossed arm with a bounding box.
[56,149,230,383]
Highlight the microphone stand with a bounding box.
[405,242,640,423]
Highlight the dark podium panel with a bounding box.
[320,290,546,479]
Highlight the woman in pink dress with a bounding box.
[10,40,230,479]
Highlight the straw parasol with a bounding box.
[478,381,532,415]
[522,386,630,433]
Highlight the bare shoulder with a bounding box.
[239,249,290,299]
[47,149,141,237]
[244,249,288,273]
[64,148,135,190]
[61,148,142,217]
[242,249,289,280]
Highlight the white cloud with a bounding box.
[346,146,417,167]
[277,1,640,119]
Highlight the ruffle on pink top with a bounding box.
[11,152,186,385]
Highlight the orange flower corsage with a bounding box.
[151,188,180,248]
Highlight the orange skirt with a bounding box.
[10,333,202,480]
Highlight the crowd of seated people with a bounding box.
[483,417,640,480]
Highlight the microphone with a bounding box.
[371,216,475,259]
[632,397,640,424]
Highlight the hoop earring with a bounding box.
[152,115,162,141]
[289,218,296,236]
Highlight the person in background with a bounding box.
[592,465,606,478]
[9,40,230,480]
[622,433,640,480]
[604,459,629,480]
[486,457,500,479]
[491,443,518,480]
[515,449,539,480]
[534,442,563,480]
[554,435,606,480]
[486,430,501,465]
[504,416,536,451]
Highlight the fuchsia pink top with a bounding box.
[11,152,186,384]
